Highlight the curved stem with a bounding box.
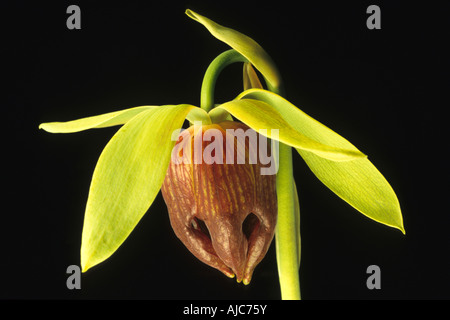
[200,49,248,112]
[200,49,300,299]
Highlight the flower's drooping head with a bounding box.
[161,121,277,284]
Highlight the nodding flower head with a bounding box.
[39,9,403,300]
[161,121,277,284]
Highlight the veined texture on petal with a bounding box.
[300,153,404,233]
[161,121,277,284]
[243,63,264,91]
[237,89,404,233]
[211,99,365,162]
[186,9,281,90]
[39,106,155,133]
[236,89,363,153]
[81,104,196,272]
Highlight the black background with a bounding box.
[2,1,449,300]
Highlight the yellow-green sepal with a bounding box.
[81,104,196,272]
[39,106,155,133]
[186,9,281,90]
[243,63,264,90]
[237,89,404,233]
[210,99,365,162]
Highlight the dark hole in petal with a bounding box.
[242,213,260,241]
[191,217,211,240]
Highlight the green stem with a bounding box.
[275,144,301,300]
[269,84,301,300]
[200,49,300,299]
[200,49,248,112]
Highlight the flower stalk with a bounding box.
[38,9,404,300]
[201,49,248,112]
[200,47,301,299]
[275,143,301,299]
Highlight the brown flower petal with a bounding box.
[161,121,277,284]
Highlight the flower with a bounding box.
[39,9,403,300]
[161,121,277,284]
